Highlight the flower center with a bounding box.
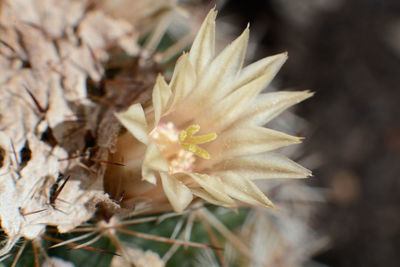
[149,122,217,173]
[178,124,217,159]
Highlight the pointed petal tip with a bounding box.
[304,168,314,179]
[304,89,315,97]
[291,90,315,103]
[283,51,289,60]
[241,26,250,38]
[205,7,218,22]
[189,8,217,74]
[298,164,313,178]
[142,175,157,184]
[231,24,250,44]
[155,73,167,87]
[300,90,315,102]
[299,168,313,178]
[287,134,304,144]
[212,6,218,15]
[297,136,305,142]
[115,104,149,144]
[260,199,276,210]
[272,51,289,64]
[160,173,193,213]
[267,51,288,60]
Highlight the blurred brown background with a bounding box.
[217,0,400,266]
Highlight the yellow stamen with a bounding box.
[178,124,217,159]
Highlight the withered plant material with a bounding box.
[96,0,179,26]
[96,0,207,61]
[0,0,142,256]
[110,243,165,267]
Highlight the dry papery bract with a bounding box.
[110,245,164,267]
[0,0,199,261]
[0,0,152,257]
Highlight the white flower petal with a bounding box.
[180,172,235,205]
[114,8,314,213]
[199,70,277,131]
[141,142,169,184]
[143,141,169,171]
[189,8,217,75]
[142,166,157,184]
[228,52,288,95]
[214,153,312,180]
[160,172,193,213]
[168,54,196,111]
[115,103,149,144]
[191,188,236,208]
[239,90,314,126]
[152,74,171,126]
[203,126,301,163]
[187,26,249,105]
[219,171,275,208]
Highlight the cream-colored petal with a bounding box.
[191,188,236,208]
[227,52,288,96]
[141,142,169,184]
[187,26,249,105]
[160,172,193,213]
[142,166,157,184]
[189,8,217,75]
[218,171,274,208]
[202,126,301,165]
[169,52,185,86]
[168,53,196,111]
[152,74,171,126]
[115,103,149,144]
[238,91,314,126]
[214,153,312,180]
[198,70,277,132]
[143,141,169,172]
[181,172,235,205]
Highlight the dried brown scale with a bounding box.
[0,0,148,257]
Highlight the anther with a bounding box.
[178,125,217,159]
